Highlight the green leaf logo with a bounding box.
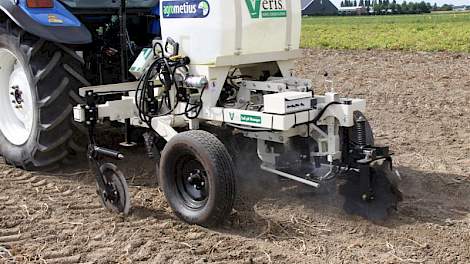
[245,0,261,18]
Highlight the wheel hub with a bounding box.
[11,85,24,106]
[102,183,120,203]
[176,158,209,208]
[187,169,206,190]
[0,49,34,146]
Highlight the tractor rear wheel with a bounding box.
[0,20,87,170]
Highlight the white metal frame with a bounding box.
[73,51,366,187]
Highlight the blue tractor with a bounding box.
[0,0,160,169]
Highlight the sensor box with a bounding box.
[263,91,312,114]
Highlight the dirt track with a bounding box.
[1,49,469,263]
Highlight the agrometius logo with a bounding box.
[245,0,287,19]
[162,0,210,18]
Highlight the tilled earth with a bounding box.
[1,49,469,264]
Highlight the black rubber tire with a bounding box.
[0,20,88,170]
[159,130,236,227]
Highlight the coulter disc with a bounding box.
[339,160,402,220]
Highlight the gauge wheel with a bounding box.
[0,20,87,170]
[159,130,236,227]
[97,163,131,215]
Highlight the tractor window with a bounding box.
[60,0,159,9]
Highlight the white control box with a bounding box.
[263,92,312,114]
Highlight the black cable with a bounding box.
[183,87,205,119]
[311,102,343,124]
[153,41,164,58]
[135,55,192,128]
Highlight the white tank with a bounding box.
[160,0,301,65]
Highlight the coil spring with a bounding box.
[355,116,367,146]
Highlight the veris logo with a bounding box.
[245,0,287,19]
[162,0,210,19]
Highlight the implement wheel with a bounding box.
[97,163,131,215]
[0,20,87,170]
[159,130,236,227]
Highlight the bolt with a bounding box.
[361,194,368,201]
[201,182,205,186]
[11,100,15,103]
[187,177,192,182]
[10,92,14,96]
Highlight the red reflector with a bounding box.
[27,0,54,8]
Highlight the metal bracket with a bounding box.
[84,90,98,127]
[260,164,320,188]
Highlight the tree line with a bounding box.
[339,0,447,14]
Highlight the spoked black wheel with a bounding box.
[159,130,236,227]
[97,163,131,215]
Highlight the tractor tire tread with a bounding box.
[0,20,87,170]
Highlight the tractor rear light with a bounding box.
[26,0,54,8]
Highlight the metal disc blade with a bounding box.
[339,161,402,221]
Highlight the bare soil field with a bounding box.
[1,49,469,264]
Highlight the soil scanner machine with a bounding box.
[0,0,402,226]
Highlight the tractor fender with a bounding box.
[0,0,91,44]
